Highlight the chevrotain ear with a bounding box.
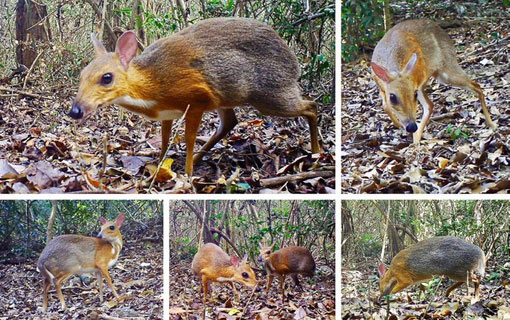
[99,217,107,225]
[371,62,393,83]
[116,214,125,227]
[377,263,387,277]
[230,255,240,268]
[90,33,107,56]
[402,53,418,75]
[115,30,138,69]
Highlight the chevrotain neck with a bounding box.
[125,64,158,101]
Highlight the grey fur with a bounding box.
[403,236,485,280]
[134,17,307,116]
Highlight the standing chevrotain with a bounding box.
[191,243,257,308]
[371,19,496,143]
[378,236,486,301]
[37,214,125,311]
[69,17,320,176]
[258,244,316,301]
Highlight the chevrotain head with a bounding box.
[97,213,125,242]
[69,31,138,120]
[371,53,420,133]
[257,243,275,263]
[231,255,258,288]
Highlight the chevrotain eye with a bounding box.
[242,272,249,278]
[266,251,270,254]
[101,73,113,85]
[389,93,398,105]
[109,225,115,230]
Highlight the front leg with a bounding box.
[414,89,434,143]
[266,273,274,294]
[160,120,173,161]
[184,110,204,176]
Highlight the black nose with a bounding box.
[69,102,84,119]
[406,122,417,133]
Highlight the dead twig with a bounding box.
[259,170,334,187]
[0,86,46,99]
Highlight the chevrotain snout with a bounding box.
[69,102,84,119]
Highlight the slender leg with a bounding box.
[266,273,274,294]
[98,268,119,298]
[301,100,321,153]
[55,277,67,311]
[290,273,302,290]
[445,281,464,296]
[414,89,434,143]
[439,70,496,129]
[97,271,104,302]
[43,278,50,312]
[473,277,481,299]
[193,109,238,165]
[229,281,238,302]
[202,276,209,304]
[280,274,286,301]
[160,120,173,160]
[468,81,496,129]
[184,111,204,176]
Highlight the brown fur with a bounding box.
[378,236,485,299]
[258,245,315,300]
[73,17,320,176]
[191,243,257,307]
[371,19,496,143]
[37,214,125,311]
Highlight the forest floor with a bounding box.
[341,1,510,193]
[169,260,336,319]
[341,254,510,319]
[0,79,335,194]
[0,240,163,319]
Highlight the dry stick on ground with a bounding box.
[259,170,334,187]
[0,86,45,99]
[98,134,108,188]
[22,49,46,90]
[236,283,259,319]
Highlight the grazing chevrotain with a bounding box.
[371,19,496,143]
[191,243,257,308]
[258,244,315,301]
[37,214,125,311]
[69,17,320,176]
[378,236,485,301]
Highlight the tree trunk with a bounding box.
[15,0,50,68]
[46,201,58,245]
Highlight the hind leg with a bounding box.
[193,108,238,165]
[251,87,321,153]
[439,69,496,129]
[302,100,321,153]
[445,281,464,296]
[43,278,51,311]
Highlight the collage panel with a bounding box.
[0,1,335,194]
[341,200,510,318]
[169,200,336,319]
[0,200,163,319]
[341,1,510,193]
